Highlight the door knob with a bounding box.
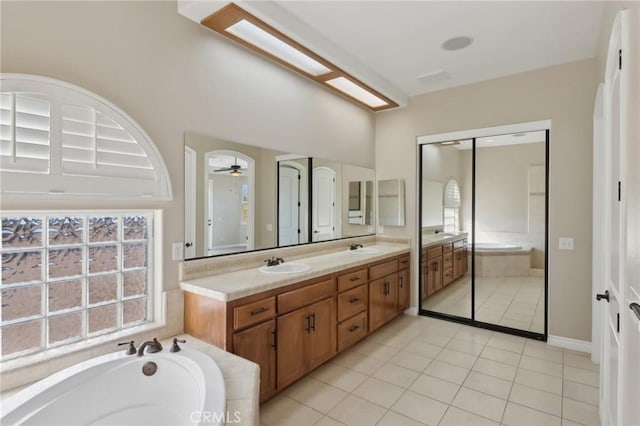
[595,290,610,302]
[185,242,192,247]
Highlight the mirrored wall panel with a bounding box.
[474,132,546,334]
[184,132,375,259]
[420,141,472,318]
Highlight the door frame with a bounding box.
[592,83,605,365]
[184,146,197,258]
[416,119,551,341]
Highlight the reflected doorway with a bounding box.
[204,150,255,256]
[278,160,308,246]
[312,166,337,242]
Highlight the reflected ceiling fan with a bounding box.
[214,157,243,176]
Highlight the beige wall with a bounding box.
[376,59,598,341]
[0,1,375,296]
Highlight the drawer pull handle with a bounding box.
[305,315,311,333]
[310,313,316,332]
[349,325,360,332]
[349,297,360,304]
[250,307,269,316]
[349,277,360,282]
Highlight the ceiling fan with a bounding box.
[214,157,243,176]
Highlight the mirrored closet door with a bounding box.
[419,128,548,340]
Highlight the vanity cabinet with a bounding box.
[422,237,467,298]
[233,319,277,400]
[183,251,409,402]
[277,296,336,389]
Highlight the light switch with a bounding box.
[559,237,574,250]
[172,242,184,261]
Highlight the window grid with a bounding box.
[0,212,152,360]
[444,207,459,233]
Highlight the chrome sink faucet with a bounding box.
[137,338,163,356]
[349,244,364,251]
[264,257,284,266]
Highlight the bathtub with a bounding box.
[1,347,226,426]
[473,243,532,277]
[474,242,522,251]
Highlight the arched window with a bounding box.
[1,74,172,199]
[443,179,461,232]
[1,75,171,363]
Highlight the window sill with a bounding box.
[0,322,164,374]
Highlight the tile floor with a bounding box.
[260,315,599,426]
[423,274,545,333]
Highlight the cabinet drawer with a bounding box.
[369,259,398,280]
[233,297,276,330]
[337,311,367,352]
[337,284,367,322]
[443,252,453,269]
[337,268,368,292]
[278,278,335,314]
[426,246,443,259]
[398,255,410,270]
[443,268,454,286]
[453,239,466,250]
[442,243,453,254]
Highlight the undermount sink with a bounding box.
[258,262,311,274]
[347,247,384,255]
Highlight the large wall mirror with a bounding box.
[184,132,375,259]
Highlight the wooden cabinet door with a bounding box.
[398,268,410,312]
[427,257,442,295]
[453,249,464,279]
[307,297,336,370]
[233,319,276,401]
[384,274,399,322]
[277,307,308,389]
[462,247,468,275]
[369,278,386,332]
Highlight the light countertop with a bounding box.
[421,232,468,249]
[179,243,410,302]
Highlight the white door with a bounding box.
[312,166,336,242]
[184,146,196,258]
[599,10,630,426]
[279,165,300,246]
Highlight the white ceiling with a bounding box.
[257,1,605,100]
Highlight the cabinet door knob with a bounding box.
[595,290,610,302]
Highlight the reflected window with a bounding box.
[444,179,461,232]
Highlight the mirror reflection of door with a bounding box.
[278,164,301,246]
[184,146,197,258]
[312,166,336,241]
[205,150,254,256]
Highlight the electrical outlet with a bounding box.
[559,237,574,250]
[172,242,184,261]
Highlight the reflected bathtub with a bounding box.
[1,347,226,426]
[473,243,531,277]
[474,242,522,251]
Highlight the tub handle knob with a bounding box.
[170,338,186,353]
[118,340,137,355]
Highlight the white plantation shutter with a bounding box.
[444,179,461,208]
[0,74,172,199]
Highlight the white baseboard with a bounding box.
[404,307,419,316]
[547,335,592,353]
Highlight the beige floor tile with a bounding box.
[562,397,600,426]
[391,390,449,426]
[312,363,368,392]
[472,357,517,381]
[423,359,470,385]
[561,419,585,426]
[522,344,564,363]
[563,353,599,372]
[463,371,513,399]
[515,368,563,395]
[409,374,460,404]
[327,395,387,426]
[481,345,522,367]
[439,406,500,426]
[451,387,507,422]
[376,410,425,426]
[352,376,404,408]
[502,402,562,426]
[369,332,413,349]
[455,327,492,345]
[563,380,598,406]
[446,337,486,356]
[314,416,346,426]
[508,383,562,416]
[563,366,599,387]
[486,334,526,354]
[389,350,433,372]
[415,330,452,347]
[436,348,478,369]
[284,376,348,414]
[331,351,387,375]
[519,355,563,377]
[260,395,324,426]
[352,340,400,362]
[373,362,420,388]
[403,340,444,359]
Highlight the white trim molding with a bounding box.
[416,120,552,145]
[547,335,592,354]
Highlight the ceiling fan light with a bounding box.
[230,169,242,176]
